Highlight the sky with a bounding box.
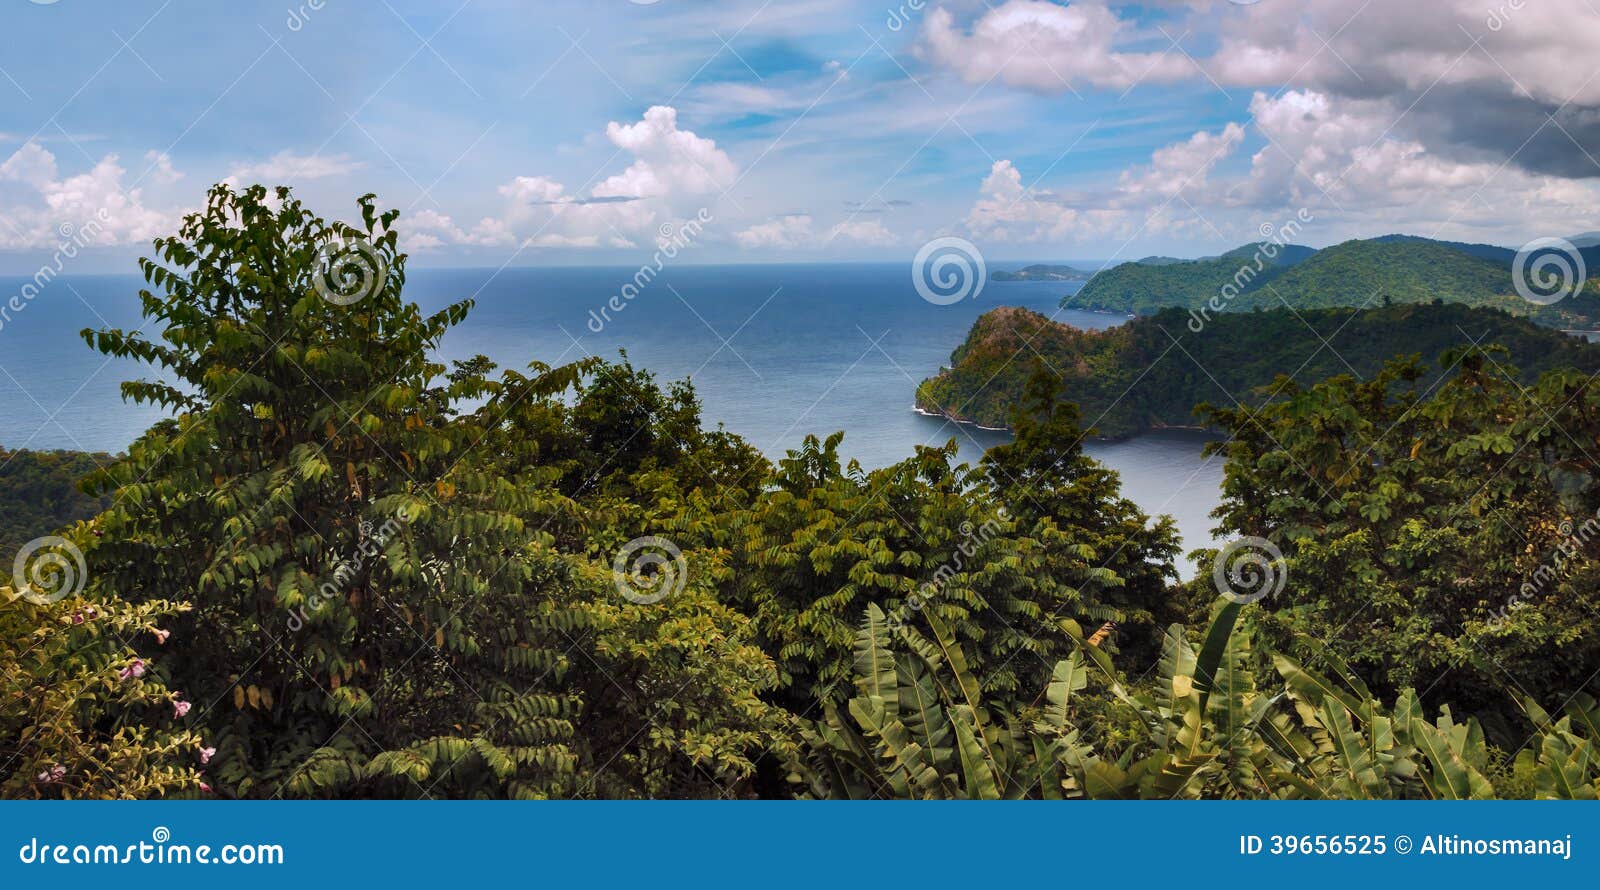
[3,0,1600,274]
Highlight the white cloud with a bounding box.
[825,219,898,246]
[1209,0,1600,108]
[965,159,1078,242]
[1234,90,1600,236]
[921,0,1195,92]
[731,214,900,249]
[963,88,1600,247]
[736,214,814,248]
[403,106,735,252]
[924,1,1600,184]
[594,105,736,199]
[142,151,184,187]
[222,151,363,187]
[1116,123,1244,203]
[0,143,178,249]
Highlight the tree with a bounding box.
[981,364,1181,666]
[1201,349,1600,737]
[77,184,789,798]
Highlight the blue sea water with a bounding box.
[0,263,1224,566]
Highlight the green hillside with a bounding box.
[1235,238,1517,310]
[1064,236,1531,314]
[917,302,1600,437]
[1065,241,1313,313]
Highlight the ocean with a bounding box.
[0,263,1224,570]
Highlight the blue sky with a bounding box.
[3,0,1599,273]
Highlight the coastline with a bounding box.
[911,404,1009,432]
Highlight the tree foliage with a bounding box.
[1203,349,1600,737]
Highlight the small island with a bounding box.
[990,263,1095,282]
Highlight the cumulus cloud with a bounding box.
[966,159,1081,242]
[965,120,1245,243]
[736,214,813,249]
[1117,123,1245,202]
[964,88,1600,246]
[1209,0,1600,179]
[403,106,734,253]
[921,0,1195,92]
[1233,89,1600,234]
[0,143,178,249]
[594,105,737,199]
[924,1,1600,182]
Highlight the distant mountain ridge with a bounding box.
[1062,240,1314,314]
[1062,234,1600,328]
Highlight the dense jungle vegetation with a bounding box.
[4,185,1599,799]
[915,303,1600,435]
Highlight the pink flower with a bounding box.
[198,780,213,793]
[118,658,146,680]
[37,765,66,783]
[172,699,191,719]
[199,746,215,765]
[70,612,84,625]
[83,606,96,618]
[153,629,170,645]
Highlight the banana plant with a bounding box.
[796,604,1092,799]
[799,599,1527,799]
[1514,694,1600,799]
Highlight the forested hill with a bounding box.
[1370,233,1515,263]
[915,302,1600,437]
[1060,241,1313,313]
[1062,235,1600,325]
[0,447,113,552]
[1250,239,1514,310]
